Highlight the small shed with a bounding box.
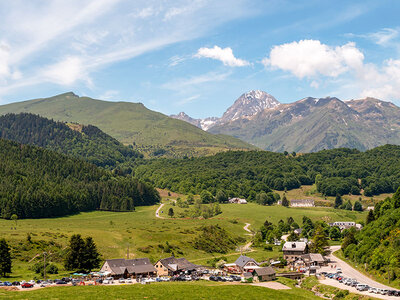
[252,267,276,281]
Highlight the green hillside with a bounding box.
[0,138,160,219]
[0,93,256,157]
[0,113,142,168]
[135,145,400,197]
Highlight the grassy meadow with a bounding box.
[0,193,367,281]
[0,281,320,300]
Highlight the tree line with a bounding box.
[135,145,400,199]
[0,139,160,219]
[341,189,400,284]
[0,113,142,169]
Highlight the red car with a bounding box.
[21,282,34,288]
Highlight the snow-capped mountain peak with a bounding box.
[221,90,280,122]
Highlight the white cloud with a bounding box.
[99,89,119,100]
[347,28,399,46]
[177,94,201,105]
[41,56,90,86]
[0,0,253,96]
[195,46,250,67]
[262,40,364,78]
[359,59,400,100]
[162,71,231,91]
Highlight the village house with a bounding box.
[282,242,309,262]
[223,255,259,274]
[100,258,156,278]
[328,221,363,230]
[300,253,328,267]
[290,199,315,207]
[252,267,276,282]
[154,256,198,277]
[228,197,247,204]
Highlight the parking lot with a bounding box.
[317,246,399,299]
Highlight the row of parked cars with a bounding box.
[209,275,241,282]
[0,278,73,289]
[321,272,400,296]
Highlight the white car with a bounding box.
[118,278,125,283]
[368,287,377,293]
[336,268,342,273]
[28,280,36,285]
[103,277,114,284]
[125,278,133,284]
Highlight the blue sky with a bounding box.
[0,0,399,118]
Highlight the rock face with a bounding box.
[172,90,400,153]
[220,90,280,123]
[170,90,280,130]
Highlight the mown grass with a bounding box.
[0,281,320,300]
[0,202,366,281]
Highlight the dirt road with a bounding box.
[155,203,165,219]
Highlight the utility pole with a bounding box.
[43,252,47,281]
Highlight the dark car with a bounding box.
[12,281,20,286]
[209,276,217,281]
[21,283,34,288]
[3,281,12,286]
[95,279,103,284]
[56,280,67,285]
[62,277,72,283]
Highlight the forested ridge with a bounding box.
[0,113,142,168]
[135,145,400,198]
[341,190,400,285]
[0,139,160,219]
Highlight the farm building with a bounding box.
[290,199,315,207]
[300,253,328,267]
[228,198,247,204]
[282,242,309,262]
[252,267,276,281]
[223,255,259,274]
[100,258,156,278]
[328,221,363,230]
[154,256,198,276]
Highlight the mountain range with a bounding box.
[171,90,400,152]
[0,92,256,158]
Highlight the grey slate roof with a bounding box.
[104,258,154,275]
[158,257,197,272]
[234,255,259,268]
[253,267,276,276]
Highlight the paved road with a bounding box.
[155,203,165,219]
[318,246,397,299]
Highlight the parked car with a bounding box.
[336,268,342,273]
[2,281,12,286]
[118,278,125,283]
[125,278,133,284]
[56,280,67,285]
[209,276,217,281]
[103,277,114,284]
[21,283,34,288]
[12,281,20,286]
[28,280,36,285]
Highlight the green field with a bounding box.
[0,281,320,300]
[0,202,366,281]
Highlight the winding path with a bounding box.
[155,203,165,219]
[242,223,254,251]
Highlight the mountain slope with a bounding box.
[0,113,142,168]
[209,96,400,152]
[0,138,160,219]
[0,92,256,157]
[171,90,279,130]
